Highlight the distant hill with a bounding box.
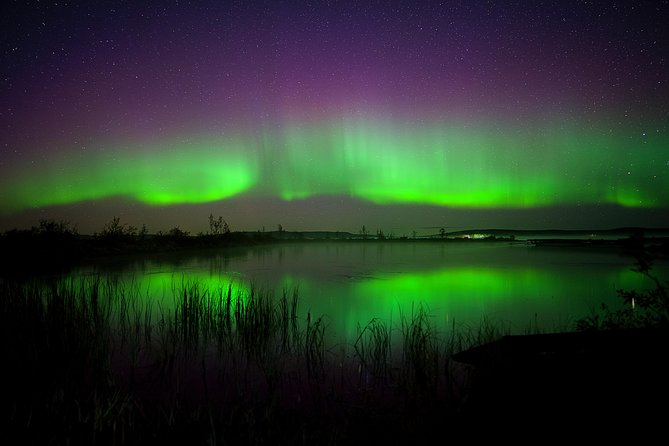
[237,230,357,240]
[234,228,669,241]
[443,227,669,240]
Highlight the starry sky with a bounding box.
[1,0,668,235]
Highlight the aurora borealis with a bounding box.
[1,1,668,233]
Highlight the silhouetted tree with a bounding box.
[360,225,369,240]
[98,217,137,238]
[35,219,78,237]
[439,228,446,239]
[209,214,230,235]
[167,226,190,238]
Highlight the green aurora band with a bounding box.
[2,118,667,211]
[278,118,667,207]
[2,136,259,210]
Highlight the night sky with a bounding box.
[1,0,668,235]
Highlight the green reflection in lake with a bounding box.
[68,242,664,344]
[69,270,251,323]
[278,263,653,343]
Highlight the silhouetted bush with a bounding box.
[96,216,137,239]
[577,251,668,330]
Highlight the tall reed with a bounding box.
[1,275,510,444]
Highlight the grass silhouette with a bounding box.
[2,276,512,444]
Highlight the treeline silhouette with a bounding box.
[0,215,274,271]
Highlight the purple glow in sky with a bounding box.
[1,1,668,234]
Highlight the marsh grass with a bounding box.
[1,276,512,444]
[354,317,391,388]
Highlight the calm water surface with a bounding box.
[73,241,663,341]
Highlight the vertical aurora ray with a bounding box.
[1,118,666,213]
[275,117,669,208]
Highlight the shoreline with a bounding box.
[2,227,667,269]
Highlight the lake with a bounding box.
[64,241,662,343]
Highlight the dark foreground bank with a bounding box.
[452,329,669,423]
[2,275,668,444]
